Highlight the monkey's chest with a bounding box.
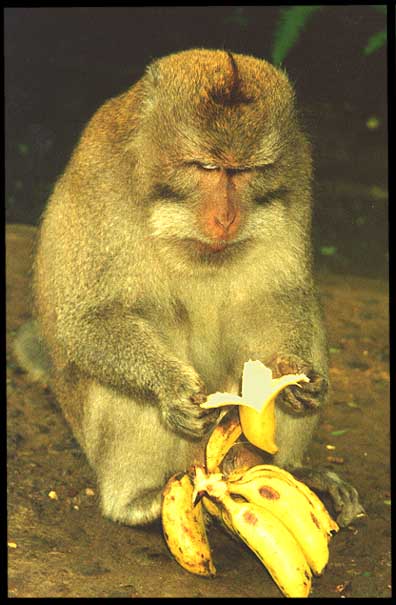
[167,302,230,392]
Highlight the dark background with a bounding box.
[5,6,388,277]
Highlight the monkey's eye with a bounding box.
[254,186,289,206]
[187,161,220,172]
[255,163,275,173]
[199,163,219,171]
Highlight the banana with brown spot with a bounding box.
[161,471,216,576]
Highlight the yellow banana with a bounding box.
[227,472,330,575]
[227,464,339,537]
[205,408,242,473]
[238,399,278,454]
[161,471,216,576]
[193,466,312,598]
[239,360,309,453]
[203,406,242,520]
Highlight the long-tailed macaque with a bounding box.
[14,49,364,526]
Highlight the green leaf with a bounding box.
[366,115,380,130]
[329,347,341,354]
[363,30,387,55]
[17,143,29,156]
[369,185,388,201]
[320,246,337,256]
[330,429,350,437]
[271,6,323,65]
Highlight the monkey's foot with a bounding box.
[267,353,328,412]
[290,466,366,527]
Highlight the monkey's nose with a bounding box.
[213,211,237,234]
[204,206,240,242]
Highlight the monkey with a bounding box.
[13,49,364,528]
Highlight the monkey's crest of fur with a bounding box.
[205,51,255,107]
[140,49,296,168]
[144,48,293,112]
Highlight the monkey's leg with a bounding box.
[82,382,203,526]
[273,407,365,527]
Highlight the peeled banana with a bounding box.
[161,471,216,576]
[193,466,312,598]
[201,359,309,454]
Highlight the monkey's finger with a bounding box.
[298,378,328,397]
[277,386,305,412]
[327,480,366,526]
[165,402,219,438]
[185,399,219,420]
[177,412,219,439]
[288,385,322,409]
[190,391,208,406]
[336,497,366,527]
[304,371,329,393]
[267,353,310,378]
[162,411,202,439]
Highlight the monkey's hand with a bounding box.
[158,362,220,440]
[267,353,328,413]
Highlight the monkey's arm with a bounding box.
[235,285,328,409]
[52,307,218,439]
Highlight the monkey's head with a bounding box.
[133,49,312,269]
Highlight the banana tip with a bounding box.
[192,489,205,507]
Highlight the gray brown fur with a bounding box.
[14,49,362,526]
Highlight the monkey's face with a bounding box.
[146,160,309,268]
[138,50,312,267]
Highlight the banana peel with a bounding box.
[201,360,309,454]
[205,407,242,473]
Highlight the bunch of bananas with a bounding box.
[161,361,339,598]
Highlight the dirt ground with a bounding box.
[6,224,391,598]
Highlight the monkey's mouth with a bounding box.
[195,240,228,254]
[177,237,246,263]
